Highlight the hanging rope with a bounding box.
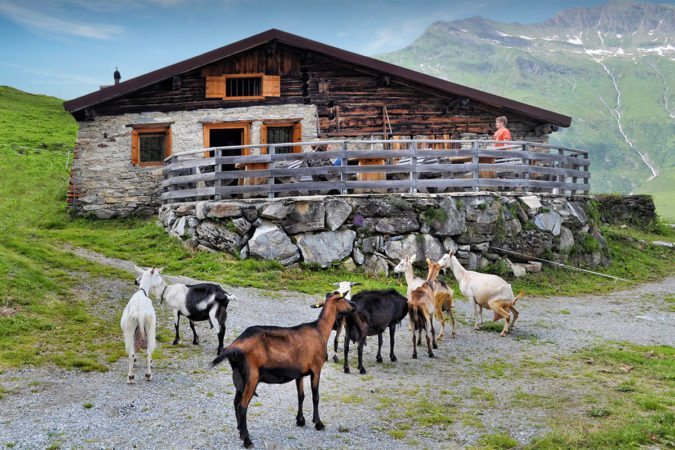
[490,246,635,283]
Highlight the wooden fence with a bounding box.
[161,139,590,203]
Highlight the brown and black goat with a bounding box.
[407,283,437,359]
[212,293,355,448]
[426,257,456,340]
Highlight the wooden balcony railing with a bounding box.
[161,139,590,203]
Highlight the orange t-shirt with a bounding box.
[494,128,511,141]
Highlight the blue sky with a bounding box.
[0,0,661,99]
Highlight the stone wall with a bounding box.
[69,104,318,218]
[596,194,657,229]
[158,193,609,276]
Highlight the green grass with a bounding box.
[476,433,518,449]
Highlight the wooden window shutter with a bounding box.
[164,128,172,159]
[262,75,281,97]
[292,122,302,153]
[205,76,225,98]
[131,129,140,165]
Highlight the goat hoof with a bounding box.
[376,356,383,363]
[296,416,306,427]
[359,368,367,375]
[243,437,254,448]
[432,343,438,350]
[315,421,325,431]
[390,355,397,362]
[127,375,135,384]
[343,367,350,374]
[428,353,435,358]
[145,373,152,381]
[172,339,179,345]
[332,355,339,363]
[500,332,507,337]
[193,340,200,346]
[412,354,417,359]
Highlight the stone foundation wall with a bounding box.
[69,104,318,218]
[596,195,657,229]
[159,193,609,276]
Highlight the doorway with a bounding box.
[208,128,243,171]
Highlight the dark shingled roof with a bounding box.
[63,29,572,127]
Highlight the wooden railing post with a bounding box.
[583,153,590,195]
[410,139,418,194]
[341,140,348,195]
[213,149,222,201]
[472,141,480,192]
[522,143,530,192]
[268,144,276,199]
[557,148,565,195]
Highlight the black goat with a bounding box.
[342,289,408,374]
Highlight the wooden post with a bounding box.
[410,139,418,194]
[268,145,276,199]
[341,140,348,195]
[583,153,590,195]
[571,154,578,196]
[523,142,530,193]
[213,149,222,201]
[557,148,565,195]
[472,141,479,192]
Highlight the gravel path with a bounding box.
[1,247,673,449]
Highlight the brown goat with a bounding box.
[212,293,355,448]
[407,283,436,359]
[426,257,456,340]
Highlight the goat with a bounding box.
[164,283,233,355]
[407,283,437,359]
[313,281,360,363]
[212,292,356,448]
[425,257,456,340]
[121,267,163,384]
[393,254,426,296]
[313,288,408,374]
[440,251,523,337]
[342,289,408,374]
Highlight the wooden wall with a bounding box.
[89,42,548,137]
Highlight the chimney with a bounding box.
[114,67,121,86]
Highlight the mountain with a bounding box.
[378,0,675,221]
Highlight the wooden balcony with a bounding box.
[161,139,590,204]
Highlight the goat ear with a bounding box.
[134,265,144,274]
[157,267,164,273]
[426,257,431,265]
[350,282,361,286]
[410,254,417,264]
[332,282,340,287]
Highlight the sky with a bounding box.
[0,0,664,100]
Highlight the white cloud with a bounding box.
[0,0,123,39]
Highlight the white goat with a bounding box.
[440,252,523,337]
[393,254,426,296]
[121,267,163,383]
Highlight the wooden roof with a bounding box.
[63,29,572,127]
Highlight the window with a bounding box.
[267,126,294,154]
[261,121,302,154]
[205,74,280,100]
[131,127,171,166]
[226,76,261,97]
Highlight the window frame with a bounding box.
[260,120,302,154]
[205,74,281,100]
[131,126,172,167]
[224,74,264,100]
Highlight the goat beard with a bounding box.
[134,327,148,352]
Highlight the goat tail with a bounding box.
[133,311,148,352]
[211,346,244,369]
[513,290,525,306]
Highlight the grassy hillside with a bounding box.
[0,86,673,372]
[378,2,675,221]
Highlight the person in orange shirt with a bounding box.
[494,116,512,144]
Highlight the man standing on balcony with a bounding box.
[494,116,511,144]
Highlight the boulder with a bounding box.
[296,230,356,268]
[558,226,574,253]
[534,212,562,236]
[261,202,292,220]
[342,258,357,272]
[248,222,300,265]
[652,240,674,248]
[232,217,252,236]
[282,201,325,234]
[208,202,242,219]
[364,254,389,277]
[165,210,177,228]
[361,236,383,254]
[518,195,542,215]
[195,201,209,220]
[175,203,196,216]
[354,196,414,217]
[352,246,365,265]
[325,198,352,231]
[173,217,188,238]
[384,234,444,264]
[375,214,419,234]
[242,207,259,222]
[240,245,249,260]
[443,237,458,253]
[522,261,542,273]
[196,221,242,253]
[431,197,466,236]
[471,242,490,252]
[500,230,554,260]
[563,201,588,229]
[503,219,522,237]
[456,197,501,244]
